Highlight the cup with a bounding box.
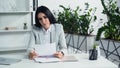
[89,49,98,60]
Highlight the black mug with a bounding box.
[89,49,98,60]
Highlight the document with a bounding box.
[34,43,56,56]
[33,43,60,63]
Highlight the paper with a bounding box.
[33,43,78,63]
[34,43,56,56]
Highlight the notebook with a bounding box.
[0,57,21,65]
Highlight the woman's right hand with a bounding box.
[29,50,38,60]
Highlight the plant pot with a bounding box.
[89,49,98,60]
[65,33,95,53]
[99,39,120,62]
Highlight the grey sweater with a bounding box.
[28,24,67,55]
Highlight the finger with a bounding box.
[57,52,64,58]
[54,53,62,58]
[29,51,38,60]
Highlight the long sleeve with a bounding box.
[54,24,68,55]
[26,30,35,55]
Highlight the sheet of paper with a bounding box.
[34,43,56,56]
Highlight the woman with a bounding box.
[29,6,67,60]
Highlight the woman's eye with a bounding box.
[38,18,42,20]
[38,16,47,20]
[43,16,47,19]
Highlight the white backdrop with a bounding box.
[117,0,120,8]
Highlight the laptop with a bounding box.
[0,57,21,65]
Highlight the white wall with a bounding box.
[117,0,120,9]
[38,0,108,35]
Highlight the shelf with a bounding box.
[0,47,27,52]
[0,0,33,52]
[0,11,32,14]
[0,0,31,12]
[0,29,32,33]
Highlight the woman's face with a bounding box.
[37,12,50,30]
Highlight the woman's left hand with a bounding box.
[53,51,64,59]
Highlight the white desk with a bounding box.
[0,53,118,68]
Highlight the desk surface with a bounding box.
[0,53,118,68]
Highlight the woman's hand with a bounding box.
[54,51,64,59]
[29,50,38,60]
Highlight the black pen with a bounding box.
[38,55,55,58]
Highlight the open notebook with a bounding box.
[34,55,60,63]
[34,55,78,63]
[0,57,21,65]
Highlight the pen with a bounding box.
[33,48,35,51]
[33,48,36,53]
[38,55,55,58]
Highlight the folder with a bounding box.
[61,56,78,62]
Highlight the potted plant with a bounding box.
[96,0,120,64]
[77,3,97,52]
[89,43,98,60]
[96,0,120,41]
[55,3,97,52]
[56,3,97,35]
